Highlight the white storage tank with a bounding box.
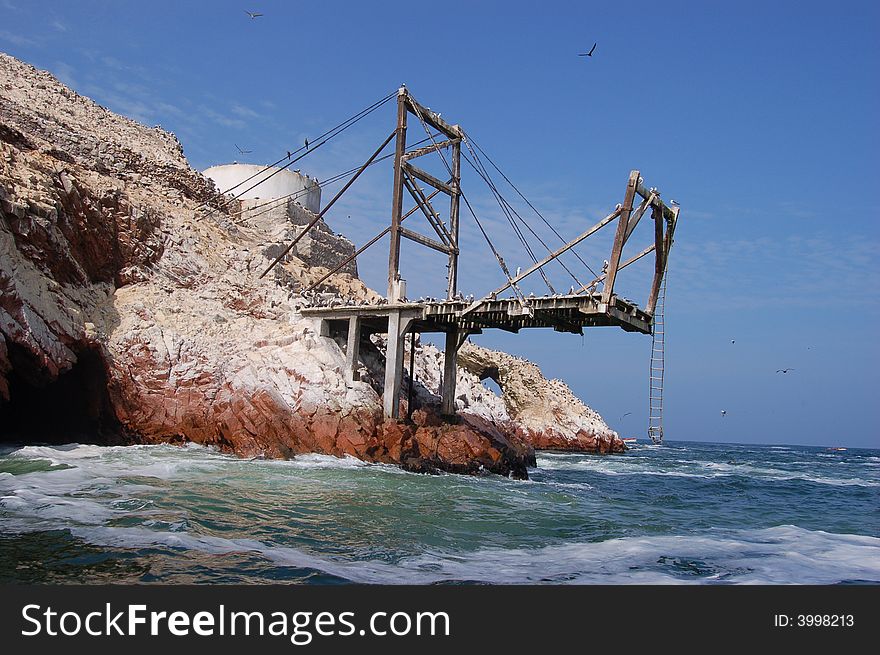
[202,163,321,213]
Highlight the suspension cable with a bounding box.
[202,92,398,214]
[463,131,602,281]
[200,90,397,207]
[406,96,523,299]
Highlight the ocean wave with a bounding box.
[535,454,878,487]
[5,522,877,585]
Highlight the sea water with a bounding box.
[0,440,877,584]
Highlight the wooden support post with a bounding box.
[646,205,679,315]
[387,89,409,299]
[406,331,417,422]
[345,315,361,384]
[383,310,416,419]
[646,206,666,315]
[602,170,641,304]
[441,328,460,416]
[383,310,404,418]
[447,140,461,300]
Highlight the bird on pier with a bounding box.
[286,150,292,160]
[776,368,795,374]
[578,43,597,57]
[515,266,521,277]
[670,199,680,206]
[244,10,263,19]
[304,138,310,150]
[602,259,609,274]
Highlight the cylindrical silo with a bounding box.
[202,163,321,213]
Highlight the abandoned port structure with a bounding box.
[257,87,680,443]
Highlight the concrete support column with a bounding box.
[345,316,360,384]
[383,310,405,418]
[441,328,460,416]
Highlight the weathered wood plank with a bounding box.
[601,170,640,304]
[399,227,453,254]
[401,161,455,196]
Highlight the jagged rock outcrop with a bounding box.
[0,52,622,479]
[458,343,623,453]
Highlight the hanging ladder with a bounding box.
[648,272,666,444]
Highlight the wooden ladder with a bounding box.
[648,273,666,444]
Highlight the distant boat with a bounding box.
[825,447,847,452]
[622,438,638,447]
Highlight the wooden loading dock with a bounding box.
[302,293,653,418]
[268,87,680,424]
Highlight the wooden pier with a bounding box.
[264,87,681,423]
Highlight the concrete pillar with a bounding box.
[383,310,405,418]
[441,328,460,416]
[345,316,360,384]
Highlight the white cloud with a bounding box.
[0,29,37,47]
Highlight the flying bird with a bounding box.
[578,43,597,57]
[620,412,632,420]
[244,10,263,19]
[720,410,727,417]
[234,144,252,154]
[776,368,795,374]
[731,339,735,344]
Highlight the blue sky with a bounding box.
[2,1,878,447]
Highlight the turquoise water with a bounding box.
[0,440,877,584]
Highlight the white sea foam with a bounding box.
[2,443,878,584]
[24,523,880,585]
[535,454,879,487]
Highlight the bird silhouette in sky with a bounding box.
[731,339,736,344]
[304,138,310,150]
[235,144,252,154]
[578,43,597,57]
[776,368,795,374]
[620,412,632,421]
[244,10,263,19]
[721,410,727,417]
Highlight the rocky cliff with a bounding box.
[0,52,623,480]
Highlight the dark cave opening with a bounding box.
[0,341,123,444]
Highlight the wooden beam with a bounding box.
[447,140,461,300]
[646,206,666,315]
[533,310,583,335]
[574,243,656,294]
[401,169,453,246]
[387,91,409,299]
[624,191,655,241]
[635,178,676,222]
[602,170,640,304]
[441,328,459,416]
[402,138,460,161]
[461,206,623,315]
[401,161,455,196]
[259,130,396,280]
[403,91,463,140]
[399,227,453,254]
[302,189,440,295]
